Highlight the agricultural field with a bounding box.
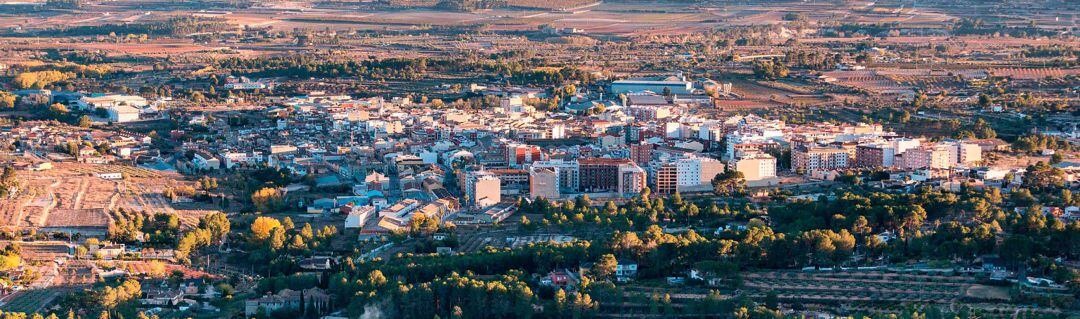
[0,289,57,313]
[0,162,218,233]
[741,270,1011,305]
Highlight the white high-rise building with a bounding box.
[892,138,921,155]
[550,124,567,139]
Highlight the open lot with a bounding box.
[1,162,219,233]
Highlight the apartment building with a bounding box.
[897,146,953,170]
[531,160,580,192]
[793,146,850,172]
[506,143,543,168]
[734,153,777,182]
[465,171,502,209]
[529,167,560,199]
[578,158,634,193]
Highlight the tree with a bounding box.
[78,115,93,128]
[48,103,69,117]
[1049,153,1063,165]
[250,217,282,242]
[289,235,306,252]
[712,169,746,196]
[0,253,20,271]
[592,254,618,279]
[0,91,15,109]
[268,227,286,251]
[752,60,789,80]
[12,70,75,89]
[251,187,284,212]
[199,212,230,244]
[367,270,387,287]
[978,94,992,108]
[300,223,314,240]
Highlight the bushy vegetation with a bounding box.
[31,17,232,37]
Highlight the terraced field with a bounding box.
[742,270,998,304]
[0,289,57,313]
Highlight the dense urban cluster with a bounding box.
[0,0,1077,318]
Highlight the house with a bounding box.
[95,172,123,180]
[689,269,726,287]
[179,280,219,298]
[299,257,334,271]
[140,287,184,306]
[979,256,1013,281]
[540,269,580,291]
[90,244,125,260]
[139,248,176,261]
[78,146,98,158]
[192,151,221,170]
[615,259,638,282]
[476,204,515,224]
[244,288,332,316]
[344,205,375,229]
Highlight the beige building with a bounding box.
[617,163,647,197]
[793,146,850,173]
[471,173,502,209]
[529,167,560,199]
[957,142,983,165]
[898,146,952,170]
[734,153,777,182]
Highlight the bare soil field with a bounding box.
[822,70,913,94]
[0,241,72,262]
[0,38,234,58]
[0,163,220,232]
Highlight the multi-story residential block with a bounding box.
[897,145,952,170]
[467,172,501,209]
[630,142,655,166]
[550,123,567,139]
[650,154,725,194]
[529,167,560,199]
[855,143,896,168]
[489,168,529,195]
[734,153,777,182]
[793,146,850,173]
[617,163,647,197]
[652,162,678,195]
[892,138,921,154]
[506,143,543,168]
[192,150,221,170]
[531,160,579,192]
[578,158,634,193]
[956,142,983,165]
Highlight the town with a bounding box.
[0,0,1077,318]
